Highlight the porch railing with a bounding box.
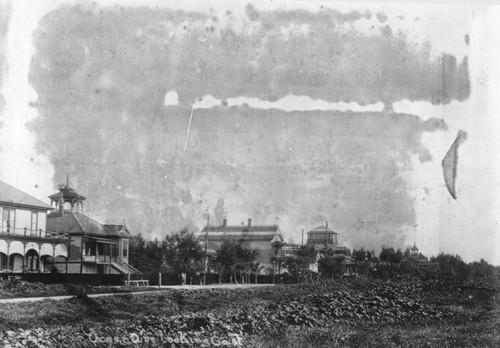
[82,254,116,263]
[0,227,68,240]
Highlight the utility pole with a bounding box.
[203,214,209,285]
[301,228,304,246]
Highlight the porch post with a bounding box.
[52,243,56,272]
[95,242,98,273]
[6,241,10,271]
[273,261,275,284]
[80,235,84,274]
[65,239,69,273]
[107,244,110,274]
[22,242,26,271]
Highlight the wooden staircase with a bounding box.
[111,258,141,274]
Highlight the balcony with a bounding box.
[82,254,115,264]
[272,251,298,261]
[0,228,68,241]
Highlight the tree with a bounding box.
[213,239,259,284]
[379,247,403,264]
[249,262,264,284]
[129,234,163,273]
[283,245,316,282]
[162,228,204,282]
[234,245,259,284]
[210,256,225,284]
[353,248,367,262]
[470,258,497,285]
[318,255,342,278]
[431,253,469,281]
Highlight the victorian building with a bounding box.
[401,243,439,274]
[199,218,284,269]
[46,179,139,274]
[0,180,69,272]
[306,223,355,276]
[271,222,354,276]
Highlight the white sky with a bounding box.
[0,0,499,264]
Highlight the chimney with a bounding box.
[248,218,252,227]
[222,218,227,227]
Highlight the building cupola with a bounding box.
[49,175,86,214]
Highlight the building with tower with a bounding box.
[306,222,354,276]
[270,222,355,276]
[46,177,139,274]
[401,243,439,274]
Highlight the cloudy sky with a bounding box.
[0,0,499,264]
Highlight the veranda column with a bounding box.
[95,242,98,273]
[65,241,69,273]
[80,236,84,274]
[6,241,10,271]
[22,242,26,271]
[52,243,56,271]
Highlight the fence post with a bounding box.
[127,272,130,286]
[158,273,161,288]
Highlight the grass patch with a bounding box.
[0,279,498,347]
[0,292,179,331]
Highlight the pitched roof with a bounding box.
[47,211,130,238]
[308,225,338,234]
[202,234,281,242]
[0,180,52,210]
[48,176,86,203]
[199,224,283,243]
[202,224,279,233]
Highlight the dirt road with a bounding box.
[0,283,274,304]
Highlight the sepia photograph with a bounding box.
[0,0,499,347]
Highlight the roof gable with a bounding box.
[47,212,131,238]
[46,213,84,234]
[0,180,52,210]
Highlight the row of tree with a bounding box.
[352,247,499,285]
[129,230,499,286]
[129,230,262,284]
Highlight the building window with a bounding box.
[84,243,96,256]
[31,212,38,234]
[98,243,105,256]
[26,249,39,271]
[122,239,128,258]
[2,209,15,233]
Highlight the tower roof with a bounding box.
[307,225,338,234]
[48,176,86,206]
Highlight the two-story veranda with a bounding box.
[0,180,69,272]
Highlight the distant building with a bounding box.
[271,242,301,274]
[0,180,69,272]
[199,218,284,269]
[46,178,139,274]
[307,223,354,276]
[271,222,355,276]
[401,243,439,273]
